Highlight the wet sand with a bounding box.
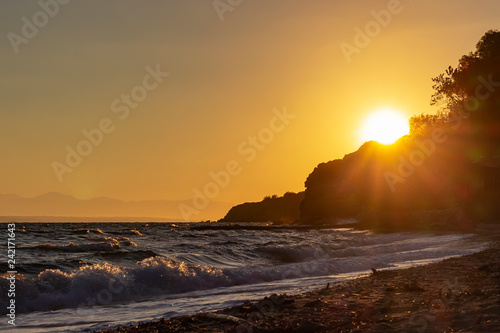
[96,228,500,332]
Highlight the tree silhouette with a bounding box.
[431,30,500,112]
[431,29,500,156]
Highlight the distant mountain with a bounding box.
[0,193,232,222]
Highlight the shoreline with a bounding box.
[95,228,500,333]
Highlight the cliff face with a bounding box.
[220,132,499,228]
[299,133,491,226]
[221,31,500,228]
[220,128,500,228]
[219,192,305,224]
[299,141,398,223]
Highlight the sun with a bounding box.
[359,108,409,145]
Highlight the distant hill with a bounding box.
[219,192,305,224]
[0,192,232,222]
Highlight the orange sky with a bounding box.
[1,0,499,219]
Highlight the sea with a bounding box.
[0,221,488,332]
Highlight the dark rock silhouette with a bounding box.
[220,30,500,230]
[299,30,500,229]
[219,192,304,224]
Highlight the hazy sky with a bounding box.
[1,0,499,214]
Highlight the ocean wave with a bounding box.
[24,229,53,234]
[255,245,329,263]
[0,227,480,318]
[88,236,138,247]
[36,241,120,252]
[21,238,133,252]
[72,228,104,234]
[99,250,159,261]
[254,234,471,263]
[0,257,229,314]
[109,229,142,236]
[0,239,479,316]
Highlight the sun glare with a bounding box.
[359,108,409,145]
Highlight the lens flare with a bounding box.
[359,108,409,145]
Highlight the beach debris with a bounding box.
[403,281,425,292]
[380,299,398,314]
[200,312,253,326]
[295,319,326,332]
[266,293,295,307]
[478,264,492,272]
[369,322,393,332]
[233,294,296,317]
[304,298,326,308]
[179,316,195,325]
